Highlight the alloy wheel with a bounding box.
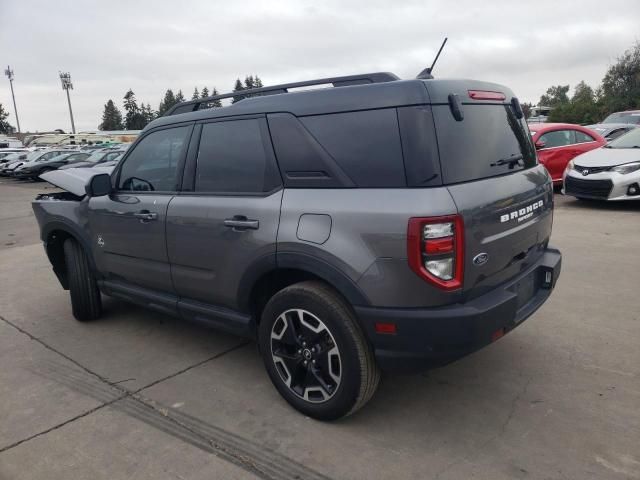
[270,309,342,403]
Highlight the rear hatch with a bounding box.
[425,80,553,300]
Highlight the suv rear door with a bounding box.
[166,116,282,319]
[87,124,192,296]
[423,81,554,300]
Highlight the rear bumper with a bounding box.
[355,248,561,372]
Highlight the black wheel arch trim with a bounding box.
[277,252,370,306]
[41,219,99,276]
[238,251,371,315]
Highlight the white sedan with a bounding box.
[563,128,640,201]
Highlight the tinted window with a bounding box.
[606,128,629,141]
[574,130,594,143]
[603,112,640,125]
[432,105,536,184]
[118,126,189,192]
[300,109,406,187]
[103,151,122,162]
[39,152,58,161]
[607,127,640,148]
[540,130,575,148]
[195,119,280,193]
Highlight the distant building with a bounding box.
[529,105,553,123]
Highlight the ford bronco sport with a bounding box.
[33,71,561,420]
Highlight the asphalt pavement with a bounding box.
[0,177,638,480]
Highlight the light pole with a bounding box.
[59,71,76,134]
[4,66,21,133]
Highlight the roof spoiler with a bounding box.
[164,72,400,117]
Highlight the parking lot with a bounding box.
[0,177,638,480]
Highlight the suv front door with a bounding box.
[166,117,283,318]
[88,124,192,294]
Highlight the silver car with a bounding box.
[563,127,640,201]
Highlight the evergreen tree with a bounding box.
[123,90,146,130]
[158,89,177,116]
[140,103,156,127]
[210,87,222,107]
[240,75,264,100]
[191,87,200,100]
[200,86,209,98]
[0,103,15,134]
[231,78,245,104]
[175,90,185,103]
[99,99,124,130]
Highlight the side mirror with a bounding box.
[85,173,112,197]
[535,140,546,150]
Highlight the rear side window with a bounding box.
[300,109,406,187]
[540,130,575,148]
[195,119,280,193]
[574,130,595,143]
[432,105,536,184]
[118,126,190,192]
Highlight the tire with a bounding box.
[259,281,379,420]
[63,238,102,321]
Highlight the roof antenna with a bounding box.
[416,37,448,79]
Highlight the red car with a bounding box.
[529,123,606,184]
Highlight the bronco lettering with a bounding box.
[500,200,544,223]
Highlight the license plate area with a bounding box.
[515,272,537,311]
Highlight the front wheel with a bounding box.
[63,238,102,321]
[259,281,379,420]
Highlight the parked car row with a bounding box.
[0,144,128,180]
[525,111,640,202]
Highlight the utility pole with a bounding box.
[59,71,76,134]
[4,66,21,133]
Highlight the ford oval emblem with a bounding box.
[473,253,489,266]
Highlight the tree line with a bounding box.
[99,75,264,130]
[526,42,640,125]
[0,103,13,134]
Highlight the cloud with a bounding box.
[1,0,638,131]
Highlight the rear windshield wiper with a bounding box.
[491,154,524,169]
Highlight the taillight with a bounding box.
[407,215,464,290]
[468,90,506,101]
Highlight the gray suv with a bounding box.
[33,72,561,420]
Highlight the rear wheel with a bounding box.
[259,281,379,420]
[63,238,102,321]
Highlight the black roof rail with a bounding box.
[164,72,400,116]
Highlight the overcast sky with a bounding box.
[1,0,639,132]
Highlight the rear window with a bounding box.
[432,104,536,184]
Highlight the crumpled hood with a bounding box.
[573,146,640,168]
[40,166,114,196]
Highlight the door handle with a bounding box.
[224,216,259,230]
[133,211,158,222]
